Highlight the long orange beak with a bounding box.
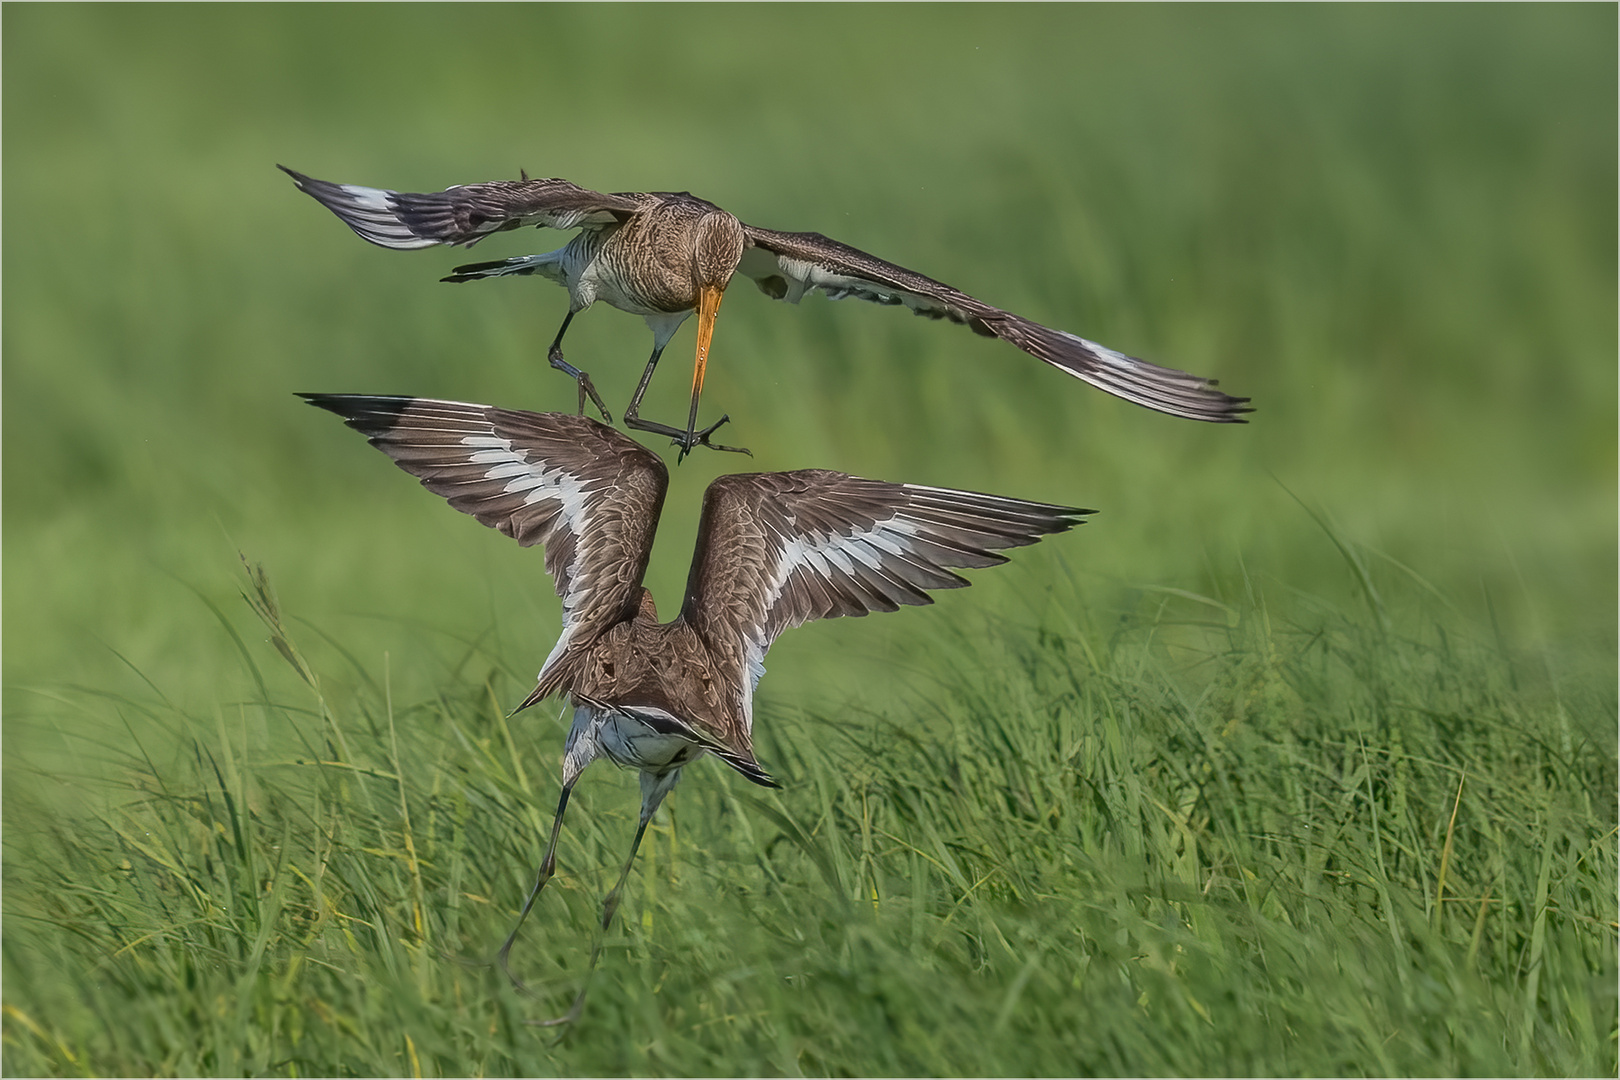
[687,284,725,438]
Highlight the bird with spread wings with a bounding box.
[304,393,1089,1014]
[285,167,1250,458]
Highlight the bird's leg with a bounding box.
[681,415,751,463]
[622,411,751,460]
[622,407,749,458]
[545,311,612,424]
[599,812,654,933]
[497,783,572,992]
[529,769,675,1028]
[620,342,667,431]
[619,302,751,460]
[622,346,752,459]
[528,814,652,1029]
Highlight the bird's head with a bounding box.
[692,211,746,291]
[686,212,746,419]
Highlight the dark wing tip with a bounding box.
[297,392,415,424]
[277,164,339,200]
[298,390,353,407]
[901,483,1094,532]
[298,390,374,413]
[299,394,455,448]
[511,684,549,716]
[721,753,781,789]
[1190,384,1255,423]
[1000,322,1256,423]
[441,257,536,283]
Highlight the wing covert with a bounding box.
[740,225,992,327]
[681,469,1090,727]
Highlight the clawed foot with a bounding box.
[521,885,623,1030]
[623,411,752,462]
[676,415,751,462]
[495,897,587,1029]
[495,938,535,996]
[548,345,612,424]
[526,984,590,1031]
[498,946,588,1033]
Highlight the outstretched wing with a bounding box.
[739,225,1250,423]
[681,469,1090,733]
[301,395,667,684]
[281,166,646,250]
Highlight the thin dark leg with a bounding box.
[546,312,611,423]
[599,816,652,933]
[624,408,750,461]
[620,343,667,430]
[498,785,572,991]
[529,776,668,1028]
[529,815,652,1029]
[623,410,749,459]
[620,343,751,461]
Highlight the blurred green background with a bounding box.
[4,4,1614,1075]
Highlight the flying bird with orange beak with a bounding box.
[282,166,1250,459]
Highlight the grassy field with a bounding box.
[4,5,1615,1075]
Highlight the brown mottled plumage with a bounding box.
[302,393,1090,1014]
[282,166,1251,459]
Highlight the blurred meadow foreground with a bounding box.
[4,5,1615,1076]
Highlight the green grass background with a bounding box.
[4,4,1615,1075]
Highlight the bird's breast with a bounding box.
[590,218,706,316]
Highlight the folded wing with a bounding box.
[681,469,1090,733]
[280,166,645,250]
[739,225,1250,423]
[300,395,667,681]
